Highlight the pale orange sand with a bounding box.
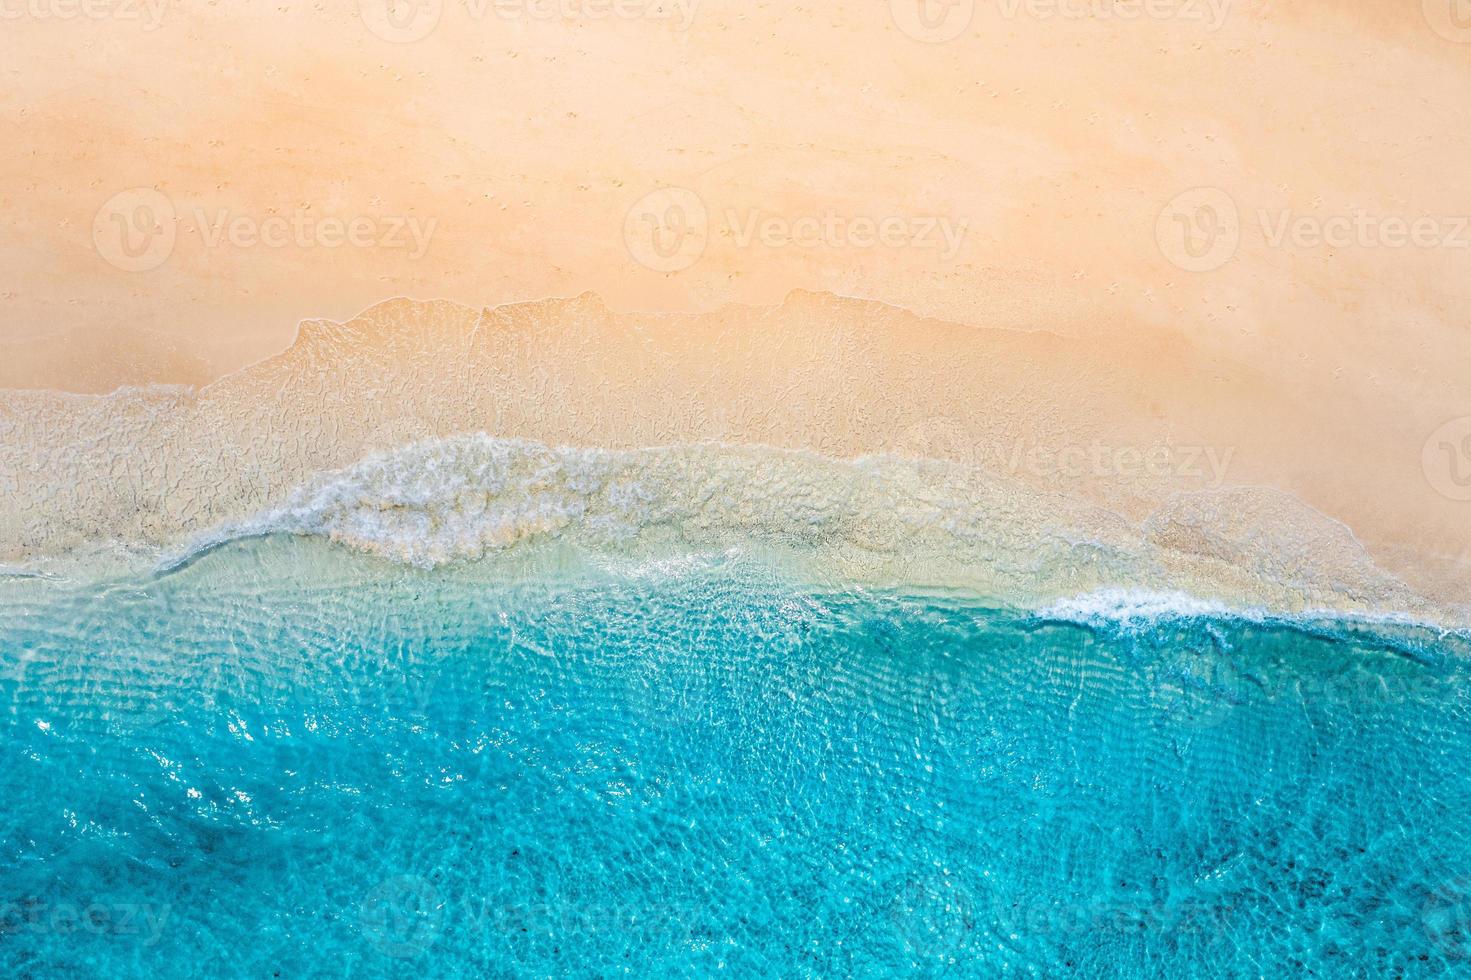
[1,2,1468,612]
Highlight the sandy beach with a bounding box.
[9,9,1471,973]
[2,0,1469,612]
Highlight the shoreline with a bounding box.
[4,292,1467,616]
[3,407,1466,627]
[8,528,1470,646]
[3,291,1466,618]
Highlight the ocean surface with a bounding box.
[2,537,1470,977]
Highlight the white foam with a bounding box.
[1034,587,1468,636]
[1035,588,1241,629]
[154,433,1139,584]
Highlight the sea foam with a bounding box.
[135,433,1457,628]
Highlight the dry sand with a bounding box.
[1,1,1468,608]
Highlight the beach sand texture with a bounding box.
[1,1,1468,612]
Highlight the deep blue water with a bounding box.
[2,542,1470,977]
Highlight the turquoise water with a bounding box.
[2,541,1470,977]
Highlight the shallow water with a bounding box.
[2,540,1469,977]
